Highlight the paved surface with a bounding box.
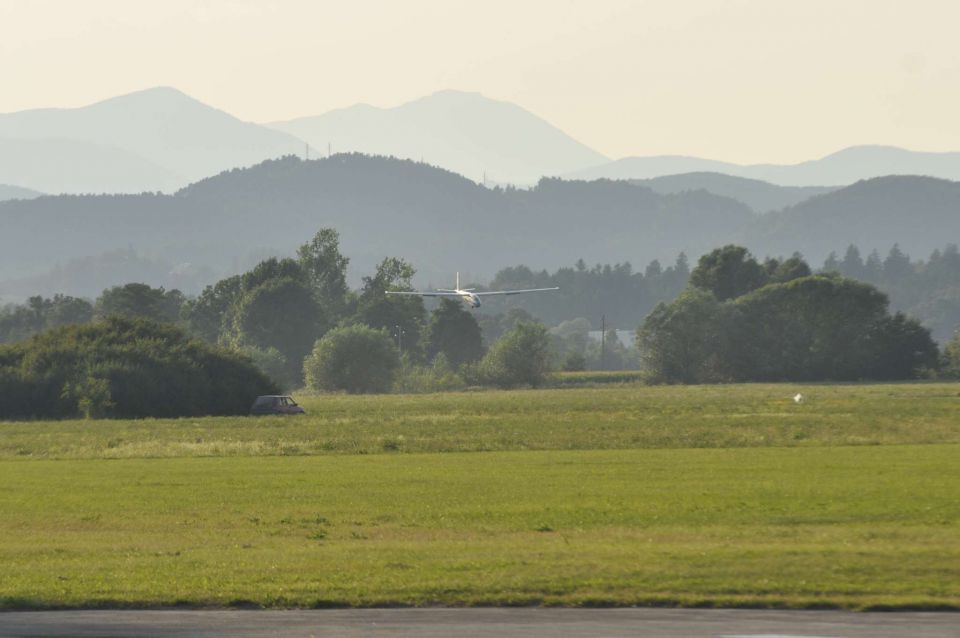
[0,608,957,638]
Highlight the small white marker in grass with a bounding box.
[793,393,805,404]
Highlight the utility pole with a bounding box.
[327,142,332,158]
[305,143,310,160]
[600,314,606,371]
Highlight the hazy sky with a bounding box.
[1,0,958,163]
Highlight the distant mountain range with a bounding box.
[747,175,960,259]
[0,154,752,295]
[567,145,960,187]
[0,136,181,194]
[0,183,42,202]
[3,87,960,194]
[632,173,837,214]
[2,154,958,303]
[267,90,608,185]
[0,87,303,193]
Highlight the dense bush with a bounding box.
[303,325,399,394]
[639,268,939,383]
[637,288,730,383]
[0,317,278,420]
[479,321,553,388]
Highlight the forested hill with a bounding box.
[634,172,837,213]
[568,145,960,186]
[3,154,960,299]
[0,154,753,289]
[748,176,960,261]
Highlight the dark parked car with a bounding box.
[250,395,305,415]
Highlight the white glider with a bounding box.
[386,273,558,309]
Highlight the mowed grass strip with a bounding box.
[0,445,957,609]
[2,383,959,459]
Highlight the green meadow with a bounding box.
[0,382,958,609]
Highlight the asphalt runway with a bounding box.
[0,608,957,638]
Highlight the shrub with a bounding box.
[479,321,552,388]
[639,272,939,383]
[0,317,278,420]
[303,325,399,394]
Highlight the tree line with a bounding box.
[822,243,960,342]
[4,229,960,420]
[0,229,557,419]
[638,245,945,383]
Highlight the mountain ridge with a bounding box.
[567,145,960,186]
[0,154,751,292]
[746,174,960,259]
[2,154,957,303]
[267,90,608,184]
[0,86,305,193]
[6,87,960,192]
[0,182,43,202]
[633,172,838,213]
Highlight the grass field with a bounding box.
[1,383,958,610]
[3,383,959,459]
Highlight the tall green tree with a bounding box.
[637,288,730,383]
[184,256,328,385]
[182,275,243,343]
[426,299,484,368]
[841,245,865,279]
[861,312,938,380]
[767,253,812,284]
[354,257,425,360]
[732,275,890,381]
[46,294,94,328]
[235,276,323,384]
[297,228,350,320]
[689,245,767,301]
[95,283,184,323]
[0,295,93,343]
[882,244,913,284]
[241,257,305,292]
